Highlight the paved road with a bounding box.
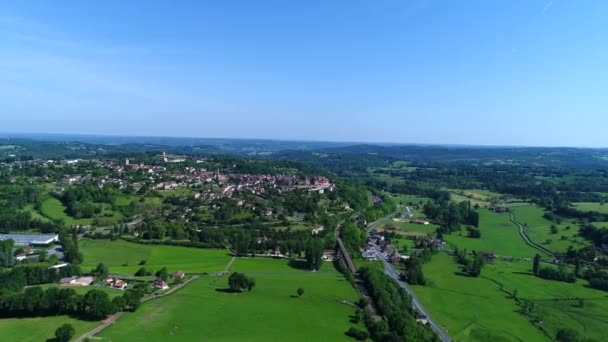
[380,258,451,342]
[366,206,401,233]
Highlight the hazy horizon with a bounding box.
[2,1,607,147]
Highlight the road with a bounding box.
[366,206,401,233]
[508,213,554,258]
[380,258,451,342]
[74,275,200,341]
[363,207,451,341]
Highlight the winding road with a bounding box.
[508,213,554,258]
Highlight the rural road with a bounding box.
[74,275,200,342]
[508,213,554,258]
[380,258,452,342]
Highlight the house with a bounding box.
[154,279,169,290]
[322,250,337,261]
[491,206,508,214]
[59,276,78,285]
[60,276,94,286]
[479,251,496,260]
[412,219,430,225]
[105,277,128,290]
[171,271,185,279]
[112,279,128,290]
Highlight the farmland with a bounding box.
[510,205,588,253]
[0,315,99,342]
[573,202,608,214]
[412,253,546,341]
[413,252,608,342]
[80,239,231,274]
[97,258,361,341]
[443,209,538,258]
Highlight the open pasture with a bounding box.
[510,205,587,253]
[444,209,538,258]
[80,239,231,275]
[0,315,98,342]
[573,202,608,214]
[97,258,361,341]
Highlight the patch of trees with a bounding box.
[358,266,438,341]
[578,223,608,248]
[340,222,366,255]
[304,238,324,271]
[453,248,484,277]
[583,269,608,292]
[554,206,608,223]
[536,265,576,283]
[0,210,60,233]
[0,287,126,320]
[58,185,116,219]
[466,226,481,238]
[228,272,256,292]
[424,200,479,233]
[0,264,80,293]
[59,229,83,264]
[345,326,370,341]
[0,240,14,268]
[54,323,75,342]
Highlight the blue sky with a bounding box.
[1,0,607,147]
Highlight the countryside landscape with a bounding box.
[2,1,608,341]
[1,138,608,342]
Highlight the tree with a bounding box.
[155,267,168,281]
[297,287,304,297]
[94,262,109,280]
[533,254,541,275]
[54,324,75,342]
[134,267,147,276]
[81,289,114,320]
[37,250,47,263]
[555,328,579,342]
[305,238,323,271]
[228,272,255,292]
[550,224,559,234]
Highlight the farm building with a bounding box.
[0,233,59,246]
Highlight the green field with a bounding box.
[444,209,538,258]
[80,239,231,274]
[573,202,608,214]
[97,258,361,341]
[485,258,608,341]
[413,253,547,341]
[383,220,439,236]
[41,197,93,226]
[0,315,99,342]
[510,205,587,253]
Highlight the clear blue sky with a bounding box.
[1,1,607,147]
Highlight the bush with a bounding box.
[54,324,75,342]
[345,327,369,341]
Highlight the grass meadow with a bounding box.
[510,205,588,253]
[97,258,362,341]
[0,315,98,342]
[444,209,538,258]
[573,202,608,214]
[79,239,231,274]
[412,253,546,341]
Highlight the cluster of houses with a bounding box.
[57,271,186,291]
[362,231,407,262]
[57,157,334,201]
